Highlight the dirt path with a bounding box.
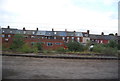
[2,56,118,79]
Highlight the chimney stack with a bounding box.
[87,30,90,34]
[115,33,118,36]
[52,28,54,31]
[65,29,67,32]
[36,28,38,31]
[7,26,10,29]
[101,32,104,35]
[23,27,26,31]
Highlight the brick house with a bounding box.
[1,26,90,50]
[89,32,118,44]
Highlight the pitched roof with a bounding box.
[45,31,54,36]
[36,31,46,35]
[89,34,118,40]
[2,28,18,34]
[66,32,74,36]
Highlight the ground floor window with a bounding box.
[55,43,62,45]
[47,42,53,46]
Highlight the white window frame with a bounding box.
[8,35,11,37]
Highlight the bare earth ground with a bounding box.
[2,56,118,79]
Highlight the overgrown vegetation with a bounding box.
[10,34,25,51]
[92,40,118,56]
[66,41,84,52]
[2,36,119,56]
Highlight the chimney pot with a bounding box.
[23,27,25,31]
[115,33,118,36]
[36,28,38,31]
[65,29,67,31]
[7,26,10,29]
[52,28,54,31]
[101,32,104,35]
[87,30,90,34]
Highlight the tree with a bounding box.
[66,41,84,52]
[10,34,24,50]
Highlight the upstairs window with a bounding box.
[10,31,12,33]
[32,32,35,34]
[42,37,44,39]
[54,32,57,34]
[54,37,56,39]
[2,35,5,37]
[72,37,74,40]
[5,38,8,41]
[84,34,88,37]
[31,36,35,38]
[62,37,65,40]
[8,35,11,37]
[67,37,69,40]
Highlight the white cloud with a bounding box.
[0,0,118,34]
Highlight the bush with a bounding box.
[35,42,43,51]
[67,41,84,52]
[107,40,117,48]
[32,47,38,53]
[93,44,104,53]
[10,34,24,50]
[20,44,33,53]
[56,47,67,53]
[93,44,117,56]
[101,47,117,56]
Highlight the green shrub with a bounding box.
[20,44,33,53]
[56,47,67,53]
[10,34,24,50]
[107,40,117,48]
[101,47,117,56]
[67,41,84,52]
[93,44,117,56]
[93,44,104,53]
[32,47,38,53]
[35,42,43,51]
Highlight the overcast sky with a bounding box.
[0,0,119,34]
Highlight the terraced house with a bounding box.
[1,26,90,50]
[0,26,119,50]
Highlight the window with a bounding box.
[32,32,35,34]
[2,31,4,33]
[2,35,5,37]
[5,38,8,41]
[47,42,53,46]
[42,37,44,39]
[31,42,35,45]
[31,36,35,38]
[54,37,56,39]
[54,32,57,34]
[55,43,62,45]
[77,37,80,42]
[84,34,88,37]
[10,31,12,33]
[72,37,74,40]
[8,35,11,37]
[24,31,26,34]
[62,37,65,40]
[67,37,69,40]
